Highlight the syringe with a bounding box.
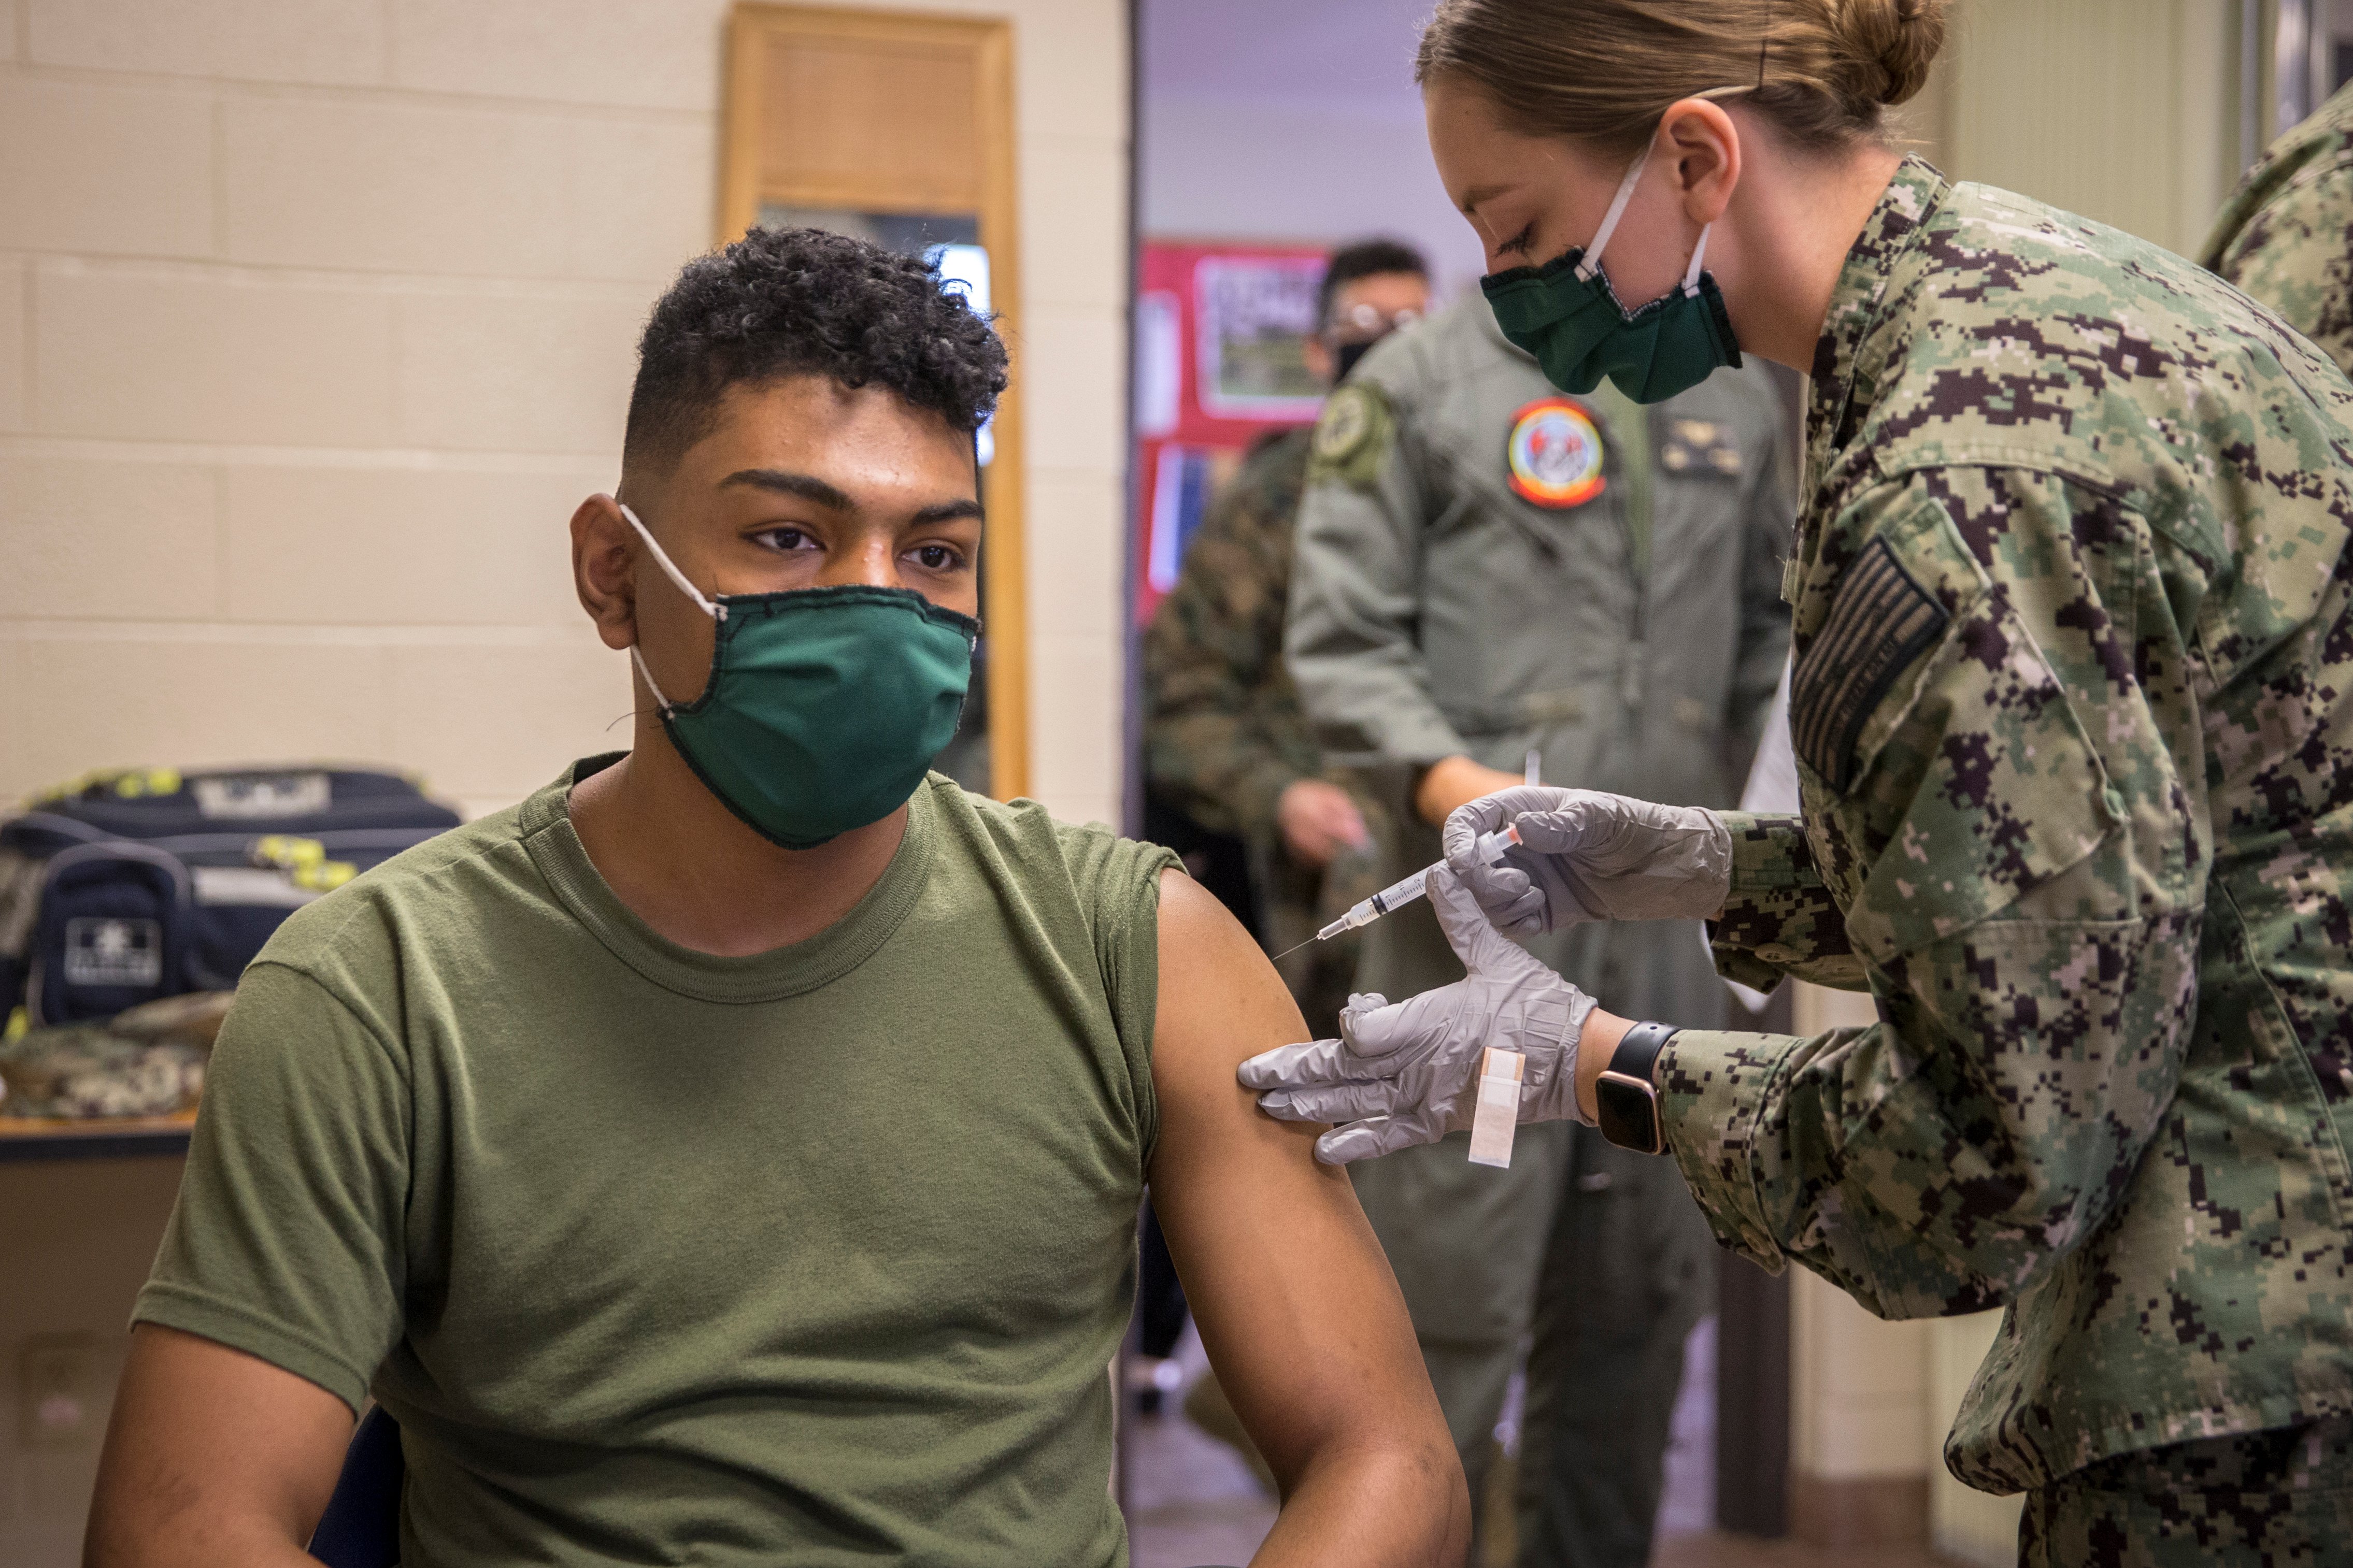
[1305,823,1522,946]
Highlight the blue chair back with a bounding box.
[307,1404,403,1568]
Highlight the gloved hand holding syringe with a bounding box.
[1276,747,1541,957]
[1280,822,1523,952]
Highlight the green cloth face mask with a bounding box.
[621,504,979,850]
[1481,139,1743,404]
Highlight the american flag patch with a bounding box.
[1791,538,1949,793]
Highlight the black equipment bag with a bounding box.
[0,767,461,1028]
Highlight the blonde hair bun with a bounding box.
[1418,0,1951,152]
[1826,0,1949,110]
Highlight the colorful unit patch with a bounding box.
[1505,397,1607,508]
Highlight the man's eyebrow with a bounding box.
[911,498,986,526]
[718,469,855,510]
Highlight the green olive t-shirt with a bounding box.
[134,762,1178,1567]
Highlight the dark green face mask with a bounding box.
[1481,141,1742,405]
[621,505,978,850]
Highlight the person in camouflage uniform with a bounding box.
[1284,293,1791,1560]
[2205,80,2353,377]
[1144,239,1430,1037]
[1246,2,2353,1561]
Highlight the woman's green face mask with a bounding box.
[621,504,978,850]
[1480,137,1743,405]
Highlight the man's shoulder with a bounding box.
[1353,295,1532,398]
[252,794,544,986]
[921,778,1177,918]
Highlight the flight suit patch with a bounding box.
[1505,396,1607,508]
[1661,418,1744,478]
[1307,383,1394,489]
[1791,537,1949,793]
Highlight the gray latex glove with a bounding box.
[1442,785,1732,938]
[1237,866,1596,1165]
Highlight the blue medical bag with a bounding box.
[0,767,461,1028]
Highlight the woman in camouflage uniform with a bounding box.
[1244,2,2353,1562]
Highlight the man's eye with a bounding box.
[908,543,962,571]
[755,527,820,552]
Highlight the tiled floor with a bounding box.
[1123,1317,1960,1568]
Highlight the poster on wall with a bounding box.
[1133,240,1330,627]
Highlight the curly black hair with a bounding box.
[623,226,1009,477]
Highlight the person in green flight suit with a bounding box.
[2205,79,2353,376]
[1145,238,1432,1039]
[1282,250,1793,1558]
[1246,1,2353,1562]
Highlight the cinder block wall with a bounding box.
[0,0,1132,829]
[0,4,1129,1558]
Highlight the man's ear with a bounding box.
[572,494,639,653]
[1660,97,1743,227]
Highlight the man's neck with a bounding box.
[566,721,910,957]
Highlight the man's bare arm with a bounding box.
[85,1325,353,1568]
[1149,870,1470,1567]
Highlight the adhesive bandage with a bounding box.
[1468,1047,1525,1169]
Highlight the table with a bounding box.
[0,1110,195,1162]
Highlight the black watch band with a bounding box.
[1594,1021,1676,1156]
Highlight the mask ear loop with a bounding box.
[1681,225,1713,298]
[617,502,725,622]
[1574,148,1653,283]
[616,500,722,717]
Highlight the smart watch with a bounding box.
[1595,1021,1676,1156]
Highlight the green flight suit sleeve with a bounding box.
[1142,440,1320,839]
[1724,400,1796,773]
[1283,381,1467,772]
[1654,467,2206,1321]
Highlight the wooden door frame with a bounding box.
[719,4,1030,800]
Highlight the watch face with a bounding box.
[1595,1074,1665,1156]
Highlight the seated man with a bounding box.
[86,228,1467,1568]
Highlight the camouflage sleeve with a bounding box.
[2211,146,2353,379]
[1142,450,1320,838]
[1724,394,1796,771]
[1655,467,2205,1319]
[1283,381,1467,769]
[1706,811,1865,991]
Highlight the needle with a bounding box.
[1270,937,1316,963]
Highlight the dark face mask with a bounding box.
[1480,138,1742,404]
[1323,300,1422,384]
[621,505,978,850]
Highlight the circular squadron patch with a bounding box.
[1505,396,1607,509]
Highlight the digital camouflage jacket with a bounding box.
[2205,80,2353,377]
[1661,158,2353,1493]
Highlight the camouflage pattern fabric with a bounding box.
[1140,426,1385,1033]
[2204,81,2353,377]
[0,1026,205,1118]
[1661,156,2353,1495]
[2018,1415,2353,1566]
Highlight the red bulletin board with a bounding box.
[1132,239,1331,627]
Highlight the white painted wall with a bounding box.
[0,0,1131,828]
[1137,0,1486,299]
